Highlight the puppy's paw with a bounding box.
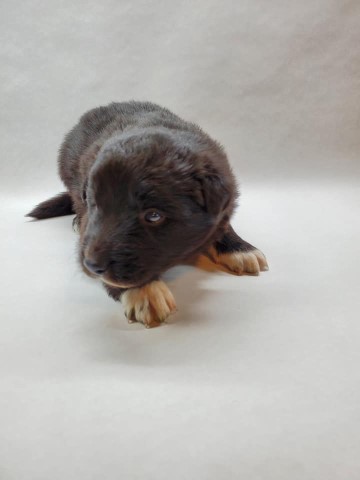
[210,248,269,276]
[121,280,177,328]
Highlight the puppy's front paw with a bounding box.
[210,248,269,276]
[121,280,177,328]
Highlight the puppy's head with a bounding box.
[80,128,237,288]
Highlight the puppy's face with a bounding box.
[80,131,234,288]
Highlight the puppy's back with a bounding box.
[59,102,208,186]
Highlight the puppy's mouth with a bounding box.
[100,275,135,289]
[80,255,136,289]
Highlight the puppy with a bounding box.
[27,101,268,327]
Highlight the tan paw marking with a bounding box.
[209,248,269,276]
[121,280,177,328]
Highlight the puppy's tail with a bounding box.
[26,192,74,220]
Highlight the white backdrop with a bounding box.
[1,1,360,479]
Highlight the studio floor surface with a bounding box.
[1,181,359,480]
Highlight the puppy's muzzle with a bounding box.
[83,257,109,276]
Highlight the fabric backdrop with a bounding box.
[1,1,359,479]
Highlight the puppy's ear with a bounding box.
[191,149,234,215]
[194,173,231,215]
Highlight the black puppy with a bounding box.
[28,102,268,327]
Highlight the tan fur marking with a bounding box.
[121,280,177,328]
[208,247,269,276]
[101,277,133,289]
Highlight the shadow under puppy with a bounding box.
[27,101,268,327]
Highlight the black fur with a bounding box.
[27,192,74,219]
[214,225,256,254]
[27,101,267,325]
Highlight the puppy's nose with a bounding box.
[83,258,108,276]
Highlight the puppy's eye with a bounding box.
[143,209,165,225]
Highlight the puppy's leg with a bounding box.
[207,225,269,276]
[104,280,177,328]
